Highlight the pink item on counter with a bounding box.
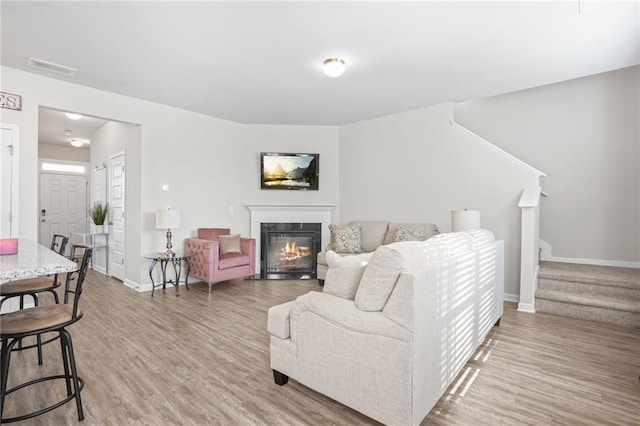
[0,238,18,255]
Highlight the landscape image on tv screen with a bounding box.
[261,153,319,190]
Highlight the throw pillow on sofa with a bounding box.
[355,245,406,311]
[392,224,426,242]
[323,251,374,300]
[328,224,363,253]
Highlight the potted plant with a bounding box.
[89,202,109,234]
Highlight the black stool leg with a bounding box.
[1,338,18,422]
[60,331,72,396]
[61,329,84,421]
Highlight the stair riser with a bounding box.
[537,278,640,299]
[536,299,640,328]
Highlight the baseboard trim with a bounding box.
[123,279,139,290]
[517,302,536,313]
[503,293,520,303]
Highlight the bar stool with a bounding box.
[0,245,92,423]
[0,235,70,365]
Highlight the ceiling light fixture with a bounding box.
[70,139,84,147]
[65,112,82,120]
[323,58,346,77]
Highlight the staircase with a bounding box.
[536,261,640,327]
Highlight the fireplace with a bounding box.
[261,223,321,279]
[247,204,335,278]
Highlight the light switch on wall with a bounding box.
[228,205,234,214]
[161,184,169,192]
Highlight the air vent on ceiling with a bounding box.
[26,57,77,77]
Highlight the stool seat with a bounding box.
[0,277,56,296]
[1,305,78,336]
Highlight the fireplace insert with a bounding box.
[261,222,321,279]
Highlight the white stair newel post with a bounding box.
[518,186,542,313]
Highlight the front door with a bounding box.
[109,152,126,281]
[39,172,87,251]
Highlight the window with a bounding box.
[41,162,86,174]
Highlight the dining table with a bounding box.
[0,238,78,281]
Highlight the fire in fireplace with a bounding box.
[261,223,321,279]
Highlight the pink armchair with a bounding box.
[184,228,256,293]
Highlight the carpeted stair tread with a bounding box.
[536,288,640,313]
[536,299,640,328]
[539,261,640,289]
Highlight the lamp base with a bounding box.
[165,229,175,257]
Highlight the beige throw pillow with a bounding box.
[393,225,426,242]
[329,224,363,253]
[323,251,374,300]
[219,234,242,254]
[355,245,406,311]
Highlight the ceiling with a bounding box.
[38,107,109,147]
[2,1,639,126]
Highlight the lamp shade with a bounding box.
[451,209,481,232]
[156,208,181,229]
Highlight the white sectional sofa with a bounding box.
[268,230,504,425]
[317,220,440,284]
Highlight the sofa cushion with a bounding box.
[323,251,374,300]
[383,223,439,245]
[348,220,389,252]
[219,234,242,254]
[218,252,250,269]
[355,245,406,312]
[329,224,363,253]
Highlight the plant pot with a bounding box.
[95,225,104,234]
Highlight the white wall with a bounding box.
[0,66,340,287]
[90,120,141,277]
[338,103,540,296]
[38,142,90,162]
[455,66,640,263]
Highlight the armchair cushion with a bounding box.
[219,252,250,270]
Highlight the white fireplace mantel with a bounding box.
[247,204,335,275]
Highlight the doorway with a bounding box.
[0,123,19,238]
[39,169,88,251]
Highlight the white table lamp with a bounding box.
[451,209,481,232]
[156,207,181,257]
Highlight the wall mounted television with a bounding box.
[260,152,319,190]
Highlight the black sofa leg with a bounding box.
[273,370,289,386]
[495,317,501,327]
[318,279,324,287]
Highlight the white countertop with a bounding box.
[0,238,78,281]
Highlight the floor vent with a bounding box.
[26,57,77,77]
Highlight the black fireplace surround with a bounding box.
[260,222,321,280]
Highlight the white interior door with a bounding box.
[1,123,19,238]
[109,152,126,281]
[39,173,87,250]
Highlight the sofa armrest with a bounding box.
[184,238,218,283]
[292,291,412,343]
[268,301,295,339]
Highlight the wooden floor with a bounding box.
[2,271,639,425]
